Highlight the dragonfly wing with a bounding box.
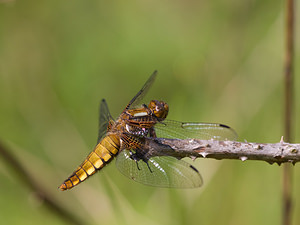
[97,99,113,143]
[154,120,238,141]
[125,70,157,110]
[115,149,203,188]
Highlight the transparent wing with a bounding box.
[116,149,203,188]
[97,99,113,143]
[154,120,238,141]
[124,70,157,110]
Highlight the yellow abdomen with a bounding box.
[59,134,120,191]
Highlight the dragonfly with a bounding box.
[59,71,237,190]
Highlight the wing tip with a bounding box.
[189,164,199,173]
[219,124,238,140]
[219,124,230,129]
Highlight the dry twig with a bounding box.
[145,138,300,165]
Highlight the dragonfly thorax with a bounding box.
[125,124,149,137]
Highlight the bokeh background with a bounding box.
[0,0,300,225]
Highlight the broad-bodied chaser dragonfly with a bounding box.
[59,71,237,190]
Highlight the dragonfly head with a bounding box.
[148,100,169,121]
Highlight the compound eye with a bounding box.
[148,100,157,109]
[148,100,159,111]
[148,100,168,120]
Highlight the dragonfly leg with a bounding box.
[135,161,141,170]
[128,150,141,170]
[145,160,153,173]
[149,127,157,138]
[129,149,153,173]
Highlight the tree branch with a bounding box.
[147,138,300,165]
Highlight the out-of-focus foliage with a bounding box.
[0,0,300,225]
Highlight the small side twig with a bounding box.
[146,138,300,165]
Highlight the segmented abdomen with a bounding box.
[59,134,120,191]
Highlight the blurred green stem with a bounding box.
[283,0,295,224]
[0,141,84,225]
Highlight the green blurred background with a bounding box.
[0,0,300,224]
